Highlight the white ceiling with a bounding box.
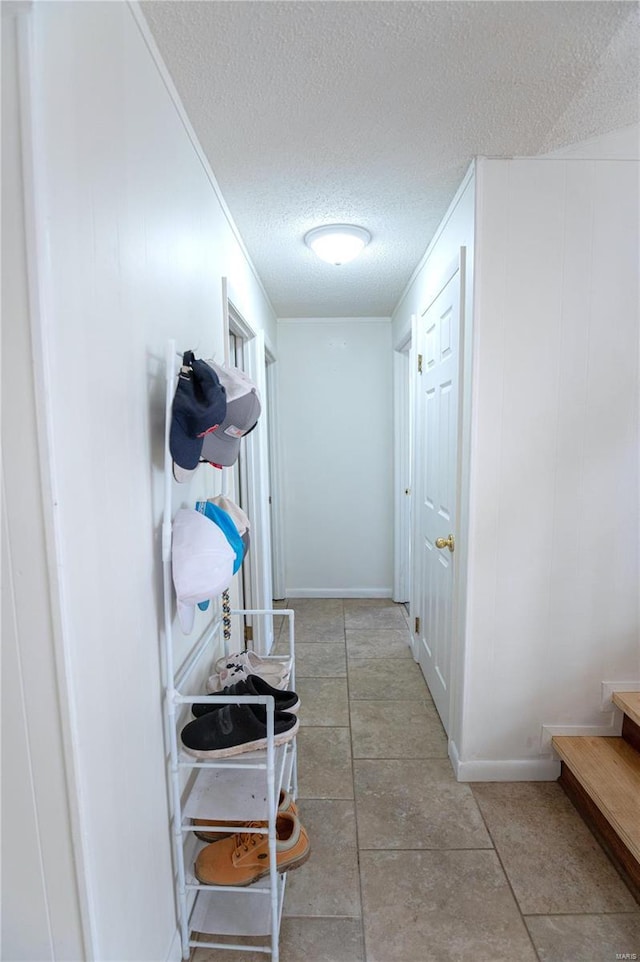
[142,1,639,318]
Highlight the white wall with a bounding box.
[2,13,86,959]
[277,318,393,597]
[460,154,639,778]
[391,168,476,749]
[7,3,278,959]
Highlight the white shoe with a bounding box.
[207,651,291,693]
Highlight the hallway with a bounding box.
[191,600,640,962]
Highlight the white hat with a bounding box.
[211,495,251,557]
[210,495,250,536]
[171,508,235,634]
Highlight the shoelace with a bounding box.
[234,821,267,854]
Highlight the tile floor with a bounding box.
[192,599,640,962]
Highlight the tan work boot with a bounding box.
[194,810,310,886]
[192,789,298,842]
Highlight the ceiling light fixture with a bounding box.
[304,224,371,265]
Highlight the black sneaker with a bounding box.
[192,674,300,718]
[181,702,299,759]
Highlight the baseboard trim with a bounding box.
[455,757,561,782]
[285,588,393,599]
[601,680,640,712]
[541,717,622,754]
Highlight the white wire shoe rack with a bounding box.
[162,341,297,961]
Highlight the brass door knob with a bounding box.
[435,534,455,552]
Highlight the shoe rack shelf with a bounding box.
[162,341,297,961]
[181,741,296,824]
[181,740,296,939]
[178,718,297,950]
[172,679,297,959]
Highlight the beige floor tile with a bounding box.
[360,850,538,962]
[350,699,448,759]
[343,598,397,608]
[288,598,345,614]
[472,782,638,915]
[295,643,346,677]
[295,621,346,644]
[354,759,492,850]
[344,602,407,630]
[346,629,413,660]
[296,727,354,799]
[297,678,349,727]
[271,635,287,657]
[348,656,431,700]
[279,917,364,962]
[191,917,364,962]
[285,599,345,642]
[525,912,640,962]
[284,799,361,918]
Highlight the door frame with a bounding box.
[225,294,277,653]
[265,356,286,600]
[393,330,412,604]
[243,329,276,652]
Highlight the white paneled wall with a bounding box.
[5,3,277,960]
[277,319,393,597]
[391,138,639,780]
[462,154,639,777]
[2,14,86,959]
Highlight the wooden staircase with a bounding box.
[553,692,640,902]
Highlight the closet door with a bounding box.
[414,256,463,733]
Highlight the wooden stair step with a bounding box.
[552,735,640,864]
[613,691,640,728]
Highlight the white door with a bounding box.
[413,256,463,733]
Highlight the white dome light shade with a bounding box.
[304,224,371,265]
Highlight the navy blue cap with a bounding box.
[170,359,227,470]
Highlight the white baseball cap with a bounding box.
[171,508,235,634]
[211,494,251,557]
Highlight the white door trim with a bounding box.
[266,358,286,600]
[448,246,469,754]
[224,294,277,650]
[408,312,420,659]
[393,340,411,603]
[228,292,257,341]
[244,330,275,652]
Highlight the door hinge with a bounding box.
[414,616,420,634]
[268,495,272,505]
[244,625,254,643]
[417,353,423,374]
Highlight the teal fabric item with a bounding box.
[195,500,244,575]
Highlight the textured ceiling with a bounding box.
[142,1,639,317]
